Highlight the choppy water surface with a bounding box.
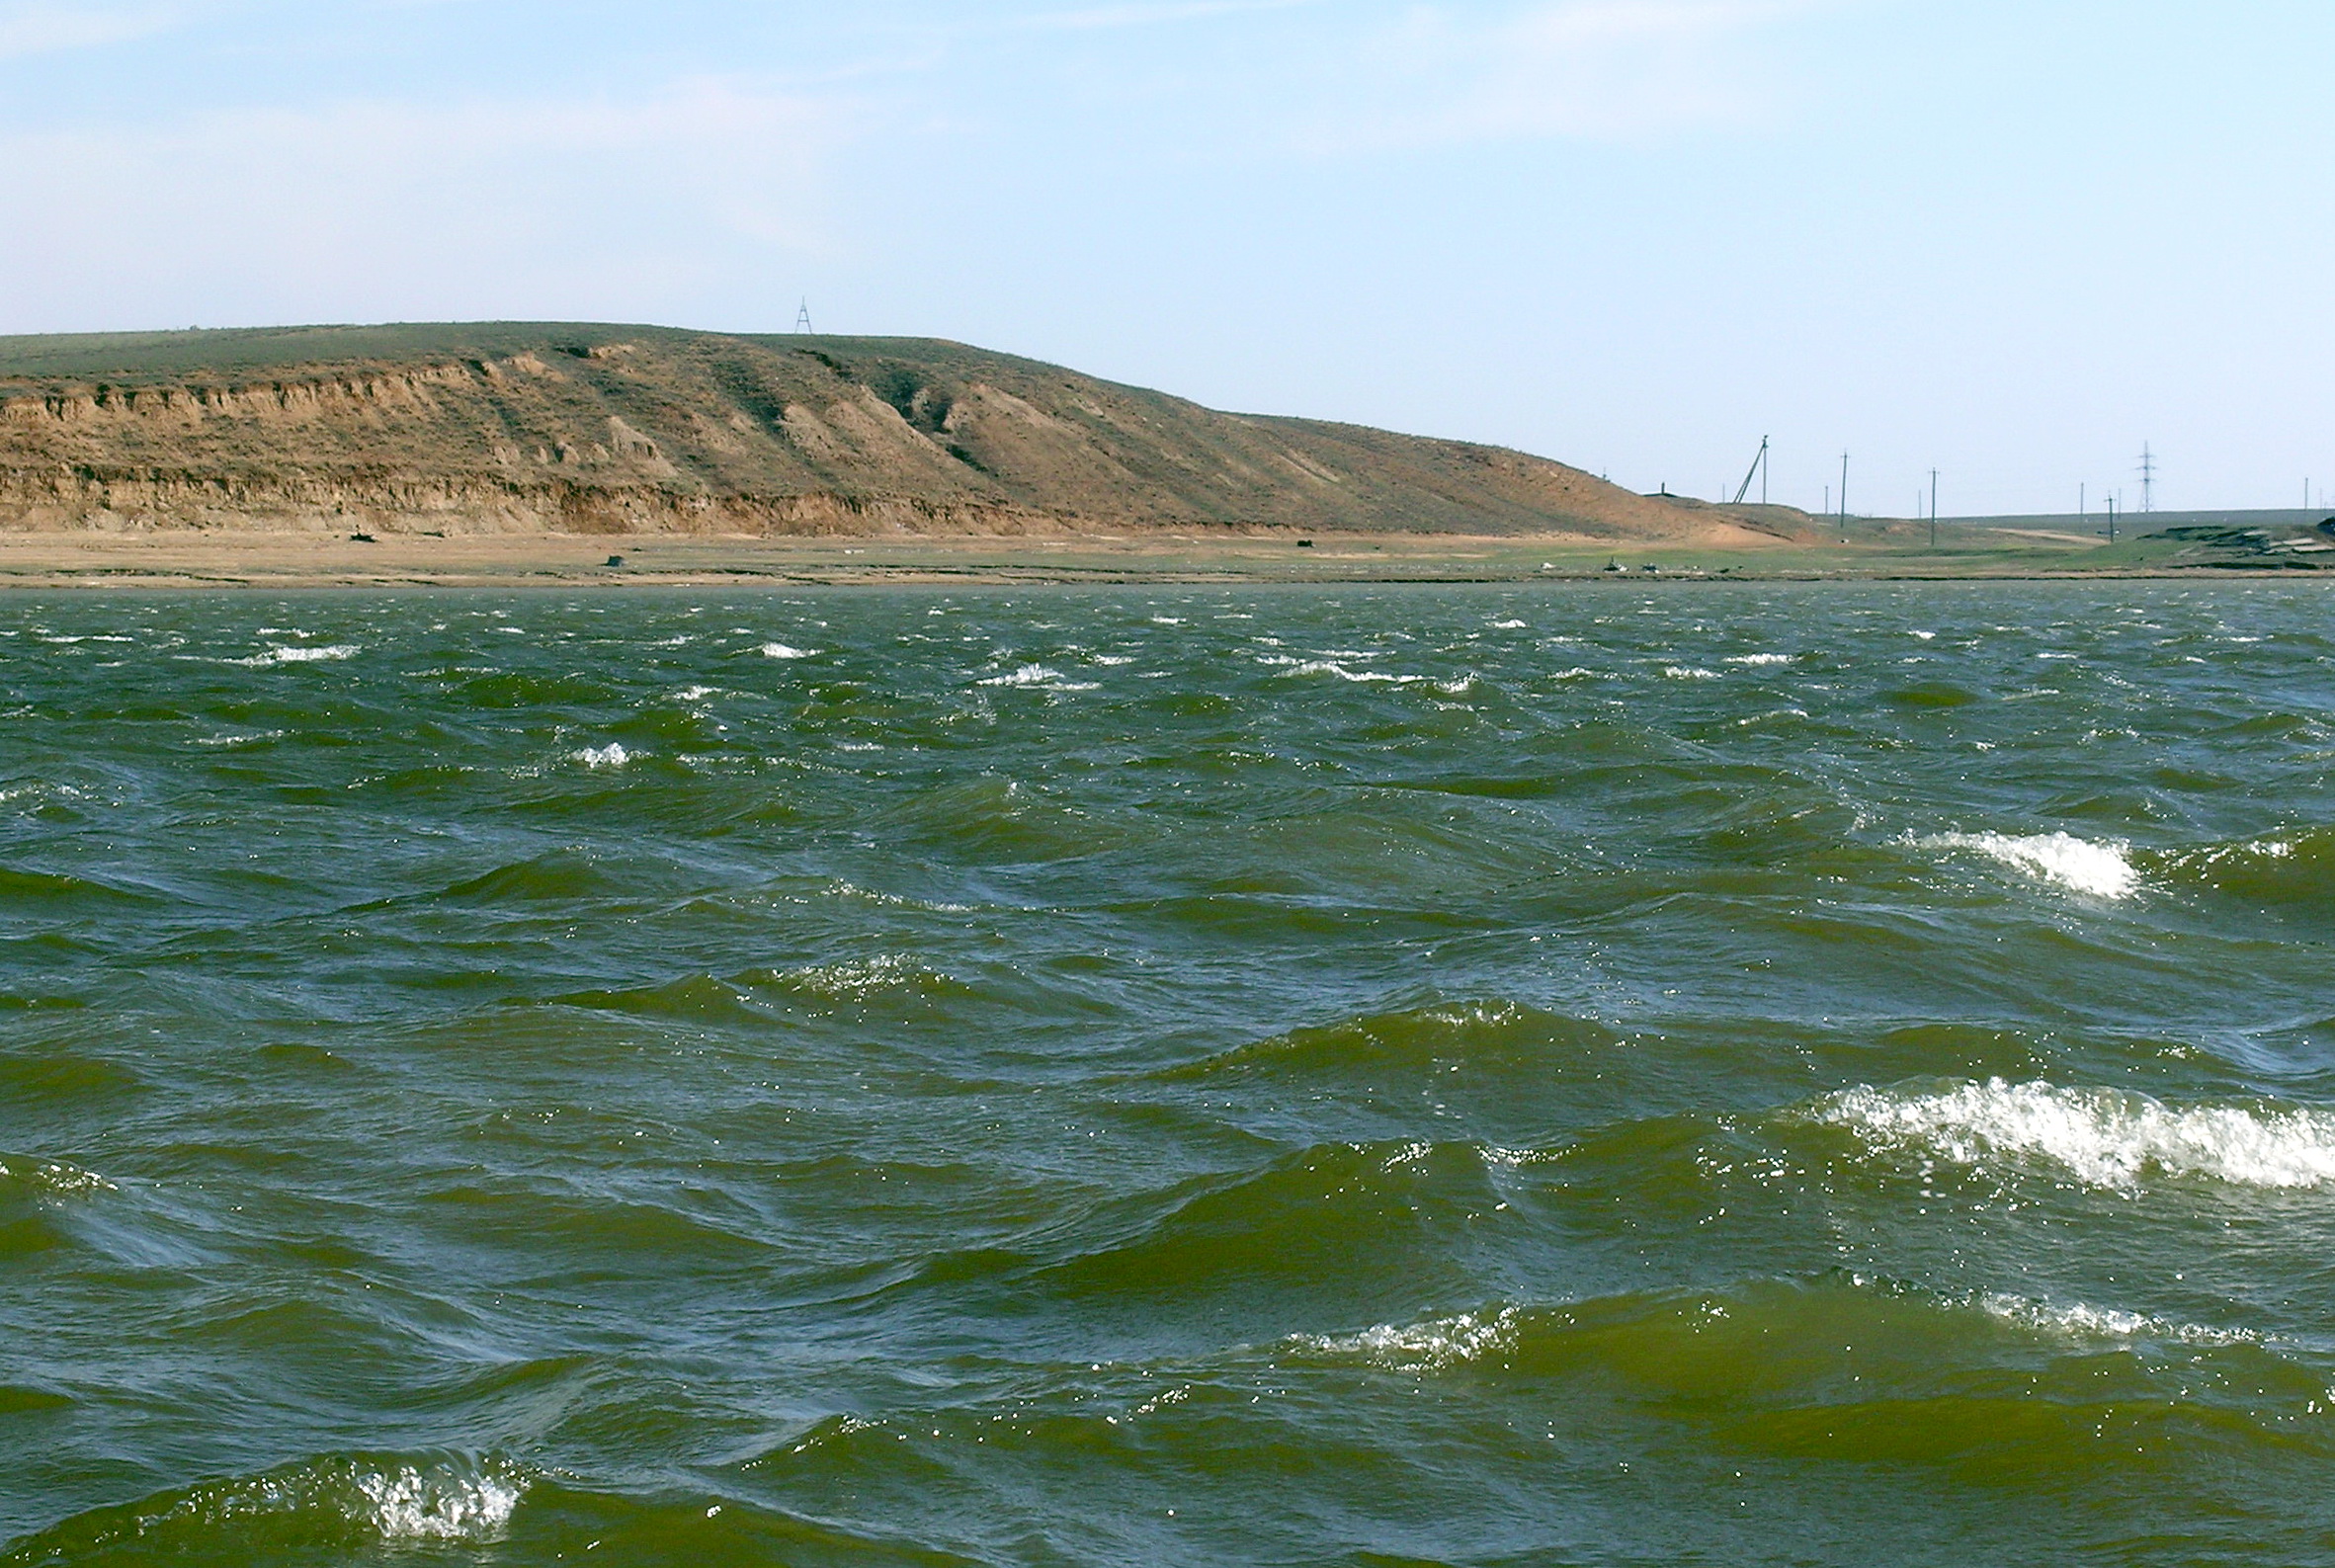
[5,583,2335,1566]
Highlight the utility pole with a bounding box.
[1731,438,1770,506]
[2080,483,2086,526]
[2137,444,2156,512]
[1840,452,1850,542]
[1929,468,1939,549]
[2107,494,2117,543]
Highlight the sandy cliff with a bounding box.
[0,323,1804,542]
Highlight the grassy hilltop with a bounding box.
[0,322,1813,543]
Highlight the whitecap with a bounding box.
[1922,830,2137,899]
[1724,652,1795,666]
[230,644,360,667]
[760,642,817,659]
[1279,660,1423,684]
[975,664,1097,690]
[0,1157,116,1196]
[1814,1077,2335,1190]
[778,953,932,999]
[1490,619,1528,629]
[353,1464,526,1541]
[573,743,631,770]
[1973,1291,2258,1346]
[1287,1308,1517,1370]
[1662,665,1723,680]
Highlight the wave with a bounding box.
[572,742,632,770]
[0,1453,528,1562]
[225,643,361,667]
[1028,1138,1512,1309]
[1919,831,2138,898]
[438,853,628,904]
[735,953,978,1005]
[1971,1291,2259,1347]
[1810,1078,2335,1190]
[1159,1001,1625,1087]
[539,973,773,1026]
[2156,826,2335,909]
[759,642,818,659]
[1284,1307,1520,1370]
[0,1155,114,1197]
[1280,1274,2277,1386]
[0,992,84,1012]
[974,663,1097,691]
[0,865,152,904]
[1275,659,1426,685]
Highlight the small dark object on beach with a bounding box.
[607,554,626,568]
[1296,539,1314,547]
[349,532,376,542]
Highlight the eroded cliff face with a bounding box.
[0,324,1797,541]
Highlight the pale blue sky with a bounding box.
[2,1,2327,515]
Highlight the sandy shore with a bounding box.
[0,529,2295,589]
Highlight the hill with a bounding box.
[0,323,1804,544]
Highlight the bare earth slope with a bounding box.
[0,323,1798,543]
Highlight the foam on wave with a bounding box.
[572,742,631,770]
[976,663,1097,691]
[230,643,361,667]
[1277,659,1424,684]
[0,1155,115,1196]
[349,1463,526,1540]
[1921,830,2138,898]
[1815,1077,2335,1189]
[1286,1308,1518,1370]
[14,1455,530,1557]
[1972,1291,2258,1346]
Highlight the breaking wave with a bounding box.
[228,643,361,667]
[3,1454,529,1559]
[976,663,1097,691]
[1921,831,2138,898]
[1812,1078,2335,1190]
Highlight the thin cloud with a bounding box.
[0,1,177,60]
[1012,0,1319,30]
[1302,0,1830,150]
[0,78,855,331]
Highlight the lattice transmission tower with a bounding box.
[2137,443,2156,512]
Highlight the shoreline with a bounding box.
[0,530,2316,589]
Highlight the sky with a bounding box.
[0,0,2328,517]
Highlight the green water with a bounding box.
[4,583,2334,1566]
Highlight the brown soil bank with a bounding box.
[0,323,1806,544]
